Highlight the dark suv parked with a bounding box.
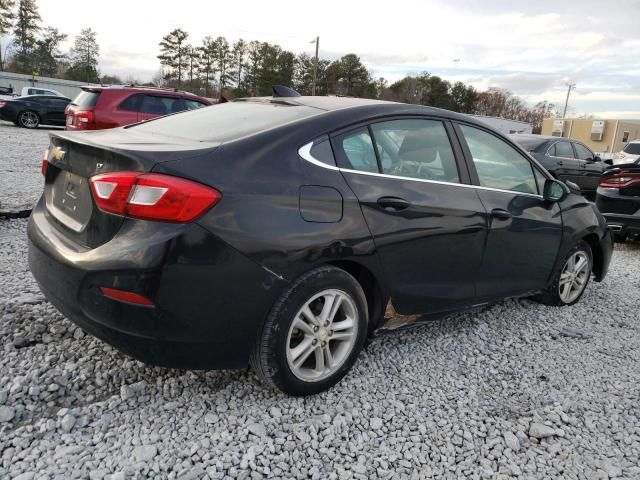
[510,134,610,200]
[64,85,211,130]
[29,96,613,395]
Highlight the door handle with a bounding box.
[490,208,512,220]
[557,161,563,166]
[377,196,410,212]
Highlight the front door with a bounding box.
[572,142,605,195]
[456,123,562,299]
[331,119,488,315]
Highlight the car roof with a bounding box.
[238,95,483,124]
[81,85,203,97]
[15,95,71,101]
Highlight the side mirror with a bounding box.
[543,179,569,202]
[604,159,613,166]
[593,155,602,162]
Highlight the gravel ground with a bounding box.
[1,215,639,480]
[0,121,58,213]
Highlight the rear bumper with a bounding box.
[603,213,640,236]
[28,198,285,369]
[596,187,640,236]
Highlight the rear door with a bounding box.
[331,118,488,315]
[45,98,70,125]
[548,141,583,186]
[455,123,562,299]
[137,95,173,122]
[572,141,604,194]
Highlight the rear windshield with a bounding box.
[510,136,544,152]
[623,143,640,154]
[130,100,322,142]
[72,91,100,108]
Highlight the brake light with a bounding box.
[41,147,49,176]
[74,110,94,127]
[100,287,154,306]
[600,173,640,188]
[89,172,221,222]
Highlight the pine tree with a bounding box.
[12,0,40,73]
[158,28,189,87]
[0,0,16,70]
[66,28,99,83]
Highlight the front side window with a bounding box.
[460,124,539,195]
[333,128,378,173]
[573,143,594,160]
[370,119,460,183]
[623,143,640,154]
[554,141,575,158]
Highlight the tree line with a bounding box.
[0,0,100,82]
[0,1,557,133]
[156,28,557,132]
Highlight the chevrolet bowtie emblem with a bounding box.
[53,147,66,161]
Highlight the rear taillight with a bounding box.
[89,172,221,222]
[41,148,49,176]
[74,110,94,127]
[600,173,640,188]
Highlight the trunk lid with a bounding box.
[43,128,219,248]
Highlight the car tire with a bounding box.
[535,240,593,306]
[18,110,40,129]
[250,265,368,396]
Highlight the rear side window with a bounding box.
[554,141,575,158]
[72,91,100,108]
[131,101,322,142]
[623,143,640,154]
[333,128,378,173]
[370,119,460,183]
[460,124,539,195]
[119,94,142,111]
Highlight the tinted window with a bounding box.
[370,119,459,183]
[119,94,142,111]
[573,143,593,160]
[72,91,100,108]
[131,101,321,142]
[309,137,336,166]
[554,141,575,158]
[460,124,539,195]
[623,143,640,154]
[547,143,556,156]
[48,98,70,108]
[334,128,378,173]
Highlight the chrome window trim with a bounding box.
[546,140,574,160]
[298,142,543,199]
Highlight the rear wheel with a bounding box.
[536,241,592,306]
[18,110,40,129]
[250,266,368,396]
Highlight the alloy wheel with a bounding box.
[20,111,39,128]
[558,251,590,303]
[286,289,358,382]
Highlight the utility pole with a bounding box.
[562,83,576,118]
[311,36,319,96]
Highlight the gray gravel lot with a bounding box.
[1,123,640,479]
[1,215,639,479]
[0,120,58,213]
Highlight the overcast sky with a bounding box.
[36,0,640,118]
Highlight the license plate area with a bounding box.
[45,169,93,232]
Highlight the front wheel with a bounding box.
[18,110,40,129]
[535,241,593,306]
[250,266,368,396]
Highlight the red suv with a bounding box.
[64,86,212,130]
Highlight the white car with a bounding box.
[0,86,66,101]
[613,139,640,164]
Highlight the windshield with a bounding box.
[130,100,322,142]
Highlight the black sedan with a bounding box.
[596,164,640,242]
[0,95,71,128]
[510,134,610,200]
[28,94,613,395]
